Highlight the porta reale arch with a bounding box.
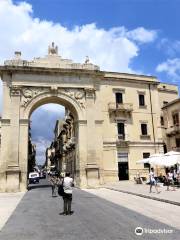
[0,45,105,192]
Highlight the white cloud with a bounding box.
[158,38,180,57]
[33,136,51,165]
[0,0,157,73]
[40,104,65,114]
[126,27,157,43]
[0,0,158,114]
[156,58,180,82]
[0,0,158,164]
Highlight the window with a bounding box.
[141,123,147,135]
[117,122,125,139]
[143,152,150,169]
[115,92,123,104]
[143,152,150,159]
[163,144,167,154]
[160,116,164,126]
[117,152,128,162]
[172,113,179,126]
[176,138,180,147]
[139,94,145,106]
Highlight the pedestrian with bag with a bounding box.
[149,168,160,193]
[59,172,74,215]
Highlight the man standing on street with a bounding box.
[61,172,74,215]
[149,168,160,194]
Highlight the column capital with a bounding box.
[19,119,29,125]
[85,88,96,99]
[10,85,21,96]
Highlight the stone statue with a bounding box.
[85,56,90,64]
[48,42,58,55]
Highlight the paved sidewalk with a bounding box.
[0,186,179,240]
[103,181,180,206]
[0,192,25,231]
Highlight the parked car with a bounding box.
[29,172,39,184]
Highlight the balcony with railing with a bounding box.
[116,134,129,147]
[108,102,133,114]
[166,125,180,136]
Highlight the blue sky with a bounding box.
[1,0,180,164]
[11,0,180,84]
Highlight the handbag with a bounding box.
[58,179,64,196]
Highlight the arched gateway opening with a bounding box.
[27,96,79,187]
[0,43,104,192]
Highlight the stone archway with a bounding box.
[22,90,85,190]
[0,44,104,192]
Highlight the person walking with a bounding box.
[149,168,160,193]
[60,172,74,215]
[166,169,176,191]
[49,173,58,197]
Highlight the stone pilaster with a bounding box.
[84,88,101,186]
[75,120,87,187]
[6,86,21,192]
[9,86,21,166]
[19,119,29,191]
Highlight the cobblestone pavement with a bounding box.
[0,181,179,240]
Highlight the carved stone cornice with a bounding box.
[95,120,104,124]
[19,119,29,125]
[1,119,11,126]
[75,120,87,125]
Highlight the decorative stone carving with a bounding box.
[74,90,85,100]
[21,87,86,110]
[21,87,46,107]
[10,86,21,96]
[48,42,58,55]
[85,88,96,99]
[23,88,33,98]
[4,43,100,70]
[59,88,86,109]
[84,56,90,64]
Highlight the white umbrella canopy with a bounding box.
[148,154,164,165]
[151,156,179,167]
[136,153,164,164]
[136,151,180,167]
[164,151,180,166]
[151,151,180,167]
[165,151,180,156]
[136,158,150,164]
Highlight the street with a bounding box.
[0,180,179,240]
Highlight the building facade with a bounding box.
[162,98,180,152]
[47,110,76,176]
[0,43,179,192]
